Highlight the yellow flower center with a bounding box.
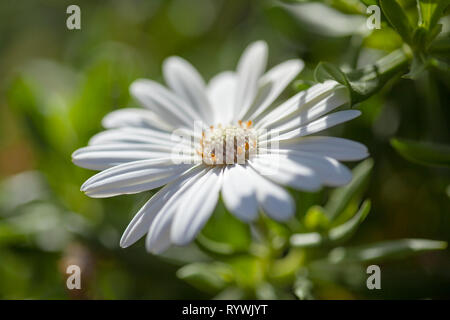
[198,121,258,165]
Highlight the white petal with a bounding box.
[256,80,341,129]
[120,166,204,248]
[130,79,201,128]
[88,127,193,149]
[278,136,369,161]
[260,110,361,145]
[221,165,258,222]
[207,71,236,125]
[245,59,304,120]
[263,150,353,186]
[80,159,194,198]
[250,155,321,191]
[246,166,295,221]
[101,108,173,131]
[145,167,208,254]
[163,56,213,123]
[171,167,223,246]
[72,144,194,171]
[234,41,268,121]
[259,86,348,138]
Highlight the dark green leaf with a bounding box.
[379,0,414,44]
[391,138,450,167]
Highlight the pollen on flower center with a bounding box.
[198,120,258,165]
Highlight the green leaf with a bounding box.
[176,262,233,293]
[379,0,414,44]
[417,0,448,31]
[359,0,377,5]
[328,239,447,263]
[227,256,265,289]
[290,200,371,247]
[315,62,349,86]
[403,54,429,79]
[412,25,430,51]
[327,200,371,243]
[429,33,450,55]
[391,138,450,167]
[325,158,373,220]
[303,206,330,231]
[0,224,28,246]
[314,49,410,105]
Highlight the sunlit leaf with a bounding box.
[327,200,371,243]
[328,239,447,263]
[417,0,448,31]
[303,206,330,231]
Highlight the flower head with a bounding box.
[72,41,368,254]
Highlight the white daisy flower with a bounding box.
[72,41,368,254]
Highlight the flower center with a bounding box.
[198,120,258,165]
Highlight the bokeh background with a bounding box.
[0,0,449,299]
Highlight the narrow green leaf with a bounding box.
[325,158,373,220]
[328,200,371,243]
[328,239,447,263]
[403,54,429,79]
[417,0,448,30]
[314,62,349,86]
[391,138,450,167]
[379,0,414,44]
[428,30,450,55]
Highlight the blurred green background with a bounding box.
[0,0,449,299]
